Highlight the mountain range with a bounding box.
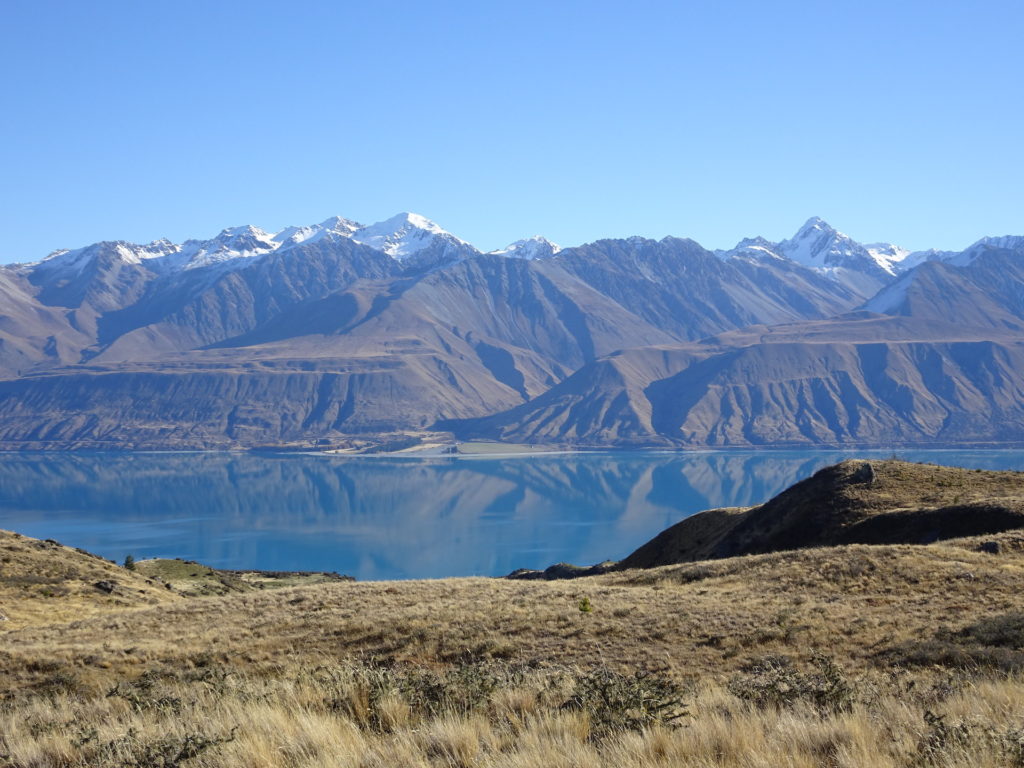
[0,213,1021,450]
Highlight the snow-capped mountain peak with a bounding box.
[715,235,780,261]
[350,212,471,260]
[175,225,278,270]
[714,218,924,297]
[34,239,180,274]
[864,242,912,273]
[217,224,269,239]
[968,235,1024,253]
[773,217,917,278]
[317,215,361,234]
[488,236,561,260]
[777,217,852,267]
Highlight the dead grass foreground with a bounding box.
[3,527,1024,766]
[3,656,1024,767]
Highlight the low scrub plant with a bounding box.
[727,654,855,714]
[562,666,689,737]
[886,612,1024,673]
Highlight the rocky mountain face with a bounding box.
[0,214,1021,449]
[449,312,1024,448]
[718,217,919,296]
[547,236,865,340]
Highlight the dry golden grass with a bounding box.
[2,661,1024,767]
[3,520,1024,765]
[0,530,179,629]
[6,531,1024,687]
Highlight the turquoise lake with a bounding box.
[0,450,1021,580]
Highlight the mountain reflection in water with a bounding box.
[0,450,1021,580]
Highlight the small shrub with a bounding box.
[912,712,1024,767]
[107,672,184,714]
[728,654,854,714]
[562,667,688,737]
[915,710,974,766]
[99,726,236,768]
[123,554,136,571]
[953,611,1024,649]
[578,596,593,614]
[315,661,529,729]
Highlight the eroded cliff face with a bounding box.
[448,319,1024,448]
[0,358,515,449]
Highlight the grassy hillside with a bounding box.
[3,462,1024,766]
[0,530,180,628]
[621,459,1024,568]
[133,558,351,597]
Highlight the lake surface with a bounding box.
[1,450,1022,580]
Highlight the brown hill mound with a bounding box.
[619,459,1024,569]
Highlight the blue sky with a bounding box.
[2,0,1022,262]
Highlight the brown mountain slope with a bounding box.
[0,235,871,449]
[0,256,683,449]
[865,248,1024,332]
[0,272,91,377]
[548,237,866,339]
[619,459,1024,569]
[0,353,529,449]
[449,315,1024,447]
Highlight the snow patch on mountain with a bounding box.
[863,271,915,314]
[273,216,361,248]
[715,236,782,261]
[24,212,481,277]
[488,236,561,260]
[864,243,912,273]
[718,217,927,286]
[35,240,180,274]
[949,235,1024,266]
[776,217,899,275]
[176,225,279,270]
[29,213,1020,291]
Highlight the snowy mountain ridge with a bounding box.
[22,214,1022,292]
[718,217,915,278]
[711,217,1024,295]
[28,213,478,277]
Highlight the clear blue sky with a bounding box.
[2,0,1022,262]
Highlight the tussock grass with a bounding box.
[2,661,1024,767]
[3,521,1024,765]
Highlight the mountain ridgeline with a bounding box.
[0,214,1022,450]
